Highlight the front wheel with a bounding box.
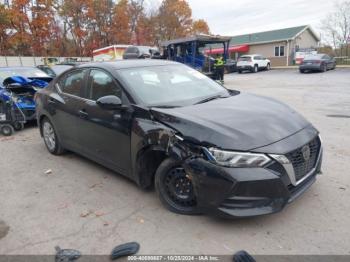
[41,118,65,155]
[266,63,271,70]
[252,65,258,73]
[155,158,199,215]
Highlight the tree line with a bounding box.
[0,0,210,57]
[320,0,350,57]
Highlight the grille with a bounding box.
[286,136,321,181]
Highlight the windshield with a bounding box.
[117,65,230,107]
[238,56,251,61]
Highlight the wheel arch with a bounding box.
[135,146,168,189]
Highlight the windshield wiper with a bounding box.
[195,95,226,105]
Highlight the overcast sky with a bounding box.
[147,0,337,38]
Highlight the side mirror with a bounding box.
[96,95,122,110]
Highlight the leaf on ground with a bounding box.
[95,211,105,217]
[80,210,93,218]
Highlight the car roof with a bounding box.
[77,60,179,70]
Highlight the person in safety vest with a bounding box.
[214,54,225,83]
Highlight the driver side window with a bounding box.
[88,69,121,101]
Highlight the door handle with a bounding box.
[78,109,89,119]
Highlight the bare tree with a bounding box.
[321,0,350,56]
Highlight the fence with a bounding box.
[335,56,350,65]
[0,56,92,67]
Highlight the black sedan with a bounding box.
[299,54,336,73]
[35,60,323,218]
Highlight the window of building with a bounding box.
[275,46,285,57]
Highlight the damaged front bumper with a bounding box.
[183,141,323,218]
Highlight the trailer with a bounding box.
[160,34,231,79]
[92,45,130,61]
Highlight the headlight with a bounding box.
[205,147,271,168]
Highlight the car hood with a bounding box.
[151,93,311,151]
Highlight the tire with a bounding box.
[41,117,65,155]
[299,69,305,73]
[155,158,200,215]
[252,65,258,73]
[238,70,242,74]
[13,122,24,131]
[266,63,271,70]
[1,124,14,136]
[321,63,327,72]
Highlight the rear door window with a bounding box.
[60,69,87,97]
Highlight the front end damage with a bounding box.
[132,108,323,218]
[177,135,323,218]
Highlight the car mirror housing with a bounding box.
[96,95,122,110]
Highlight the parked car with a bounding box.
[224,59,237,73]
[299,54,336,73]
[35,60,323,218]
[122,46,161,59]
[37,64,73,77]
[0,67,52,120]
[237,55,271,73]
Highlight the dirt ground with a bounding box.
[0,68,349,255]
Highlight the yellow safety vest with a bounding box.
[214,57,224,67]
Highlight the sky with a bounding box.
[146,0,337,39]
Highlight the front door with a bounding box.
[77,69,132,176]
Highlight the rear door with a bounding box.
[77,68,133,176]
[50,69,88,151]
[255,56,265,68]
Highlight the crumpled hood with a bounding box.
[151,93,311,151]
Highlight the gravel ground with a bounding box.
[0,68,349,256]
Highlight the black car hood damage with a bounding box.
[151,93,310,151]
